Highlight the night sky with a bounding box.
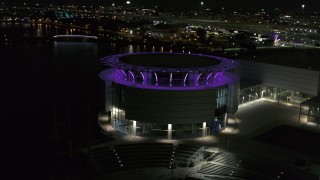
[3,0,320,11]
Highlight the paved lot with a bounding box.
[220,98,320,178]
[232,98,301,137]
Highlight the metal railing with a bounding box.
[187,146,204,167]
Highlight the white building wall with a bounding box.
[238,60,320,96]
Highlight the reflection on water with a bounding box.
[0,22,186,153]
[1,22,93,38]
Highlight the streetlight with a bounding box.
[292,37,295,45]
[126,1,130,5]
[301,4,305,14]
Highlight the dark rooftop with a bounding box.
[236,47,320,71]
[255,124,320,158]
[301,96,320,106]
[119,53,221,68]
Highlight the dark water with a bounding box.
[2,41,157,142]
[0,23,171,178]
[0,22,196,179]
[1,23,166,138]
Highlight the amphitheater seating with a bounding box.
[90,146,122,173]
[198,152,296,180]
[114,143,174,169]
[175,144,203,167]
[203,176,233,180]
[199,163,253,179]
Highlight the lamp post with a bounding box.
[285,37,287,44]
[200,1,204,19]
[126,0,130,11]
[292,37,295,46]
[301,4,305,14]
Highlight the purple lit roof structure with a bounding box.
[100,52,238,72]
[100,52,239,90]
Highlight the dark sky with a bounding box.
[3,0,320,11]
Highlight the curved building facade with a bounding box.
[99,52,239,139]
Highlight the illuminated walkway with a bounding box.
[98,124,220,148]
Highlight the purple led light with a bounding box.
[272,33,280,43]
[184,73,189,87]
[139,71,145,84]
[120,69,127,80]
[154,72,158,86]
[99,69,239,91]
[100,52,239,73]
[206,72,213,84]
[196,73,203,86]
[128,70,135,82]
[100,52,240,89]
[213,72,220,83]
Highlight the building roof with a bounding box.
[235,47,320,71]
[101,52,239,72]
[240,80,262,89]
[119,53,220,68]
[301,96,320,107]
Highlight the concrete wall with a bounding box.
[238,60,320,96]
[124,86,218,124]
